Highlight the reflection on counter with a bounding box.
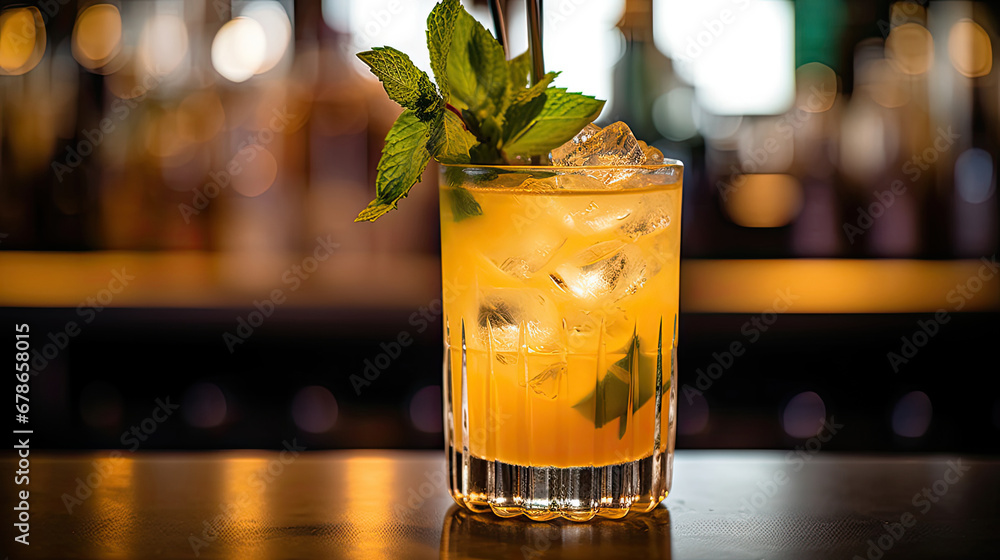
[441,505,672,560]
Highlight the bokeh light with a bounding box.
[0,6,46,76]
[656,0,795,115]
[738,119,795,172]
[241,1,292,75]
[782,391,826,438]
[886,22,933,75]
[145,110,191,160]
[725,174,803,228]
[892,391,932,438]
[138,14,189,76]
[177,91,226,143]
[948,19,992,78]
[231,147,279,197]
[678,390,709,435]
[211,17,267,83]
[292,385,339,433]
[863,59,910,109]
[795,62,838,113]
[106,66,157,100]
[654,87,697,141]
[72,3,123,72]
[955,148,996,204]
[182,382,228,428]
[696,112,742,142]
[409,385,442,433]
[840,97,895,182]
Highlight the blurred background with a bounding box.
[0,0,997,453]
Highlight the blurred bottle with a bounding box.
[605,0,705,251]
[311,3,439,258]
[932,4,1000,258]
[787,63,844,258]
[838,37,920,258]
[602,0,675,145]
[45,63,102,249]
[209,2,303,264]
[0,40,93,250]
[291,22,374,262]
[951,96,999,257]
[605,0,712,255]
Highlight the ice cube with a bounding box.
[551,122,647,184]
[560,197,633,235]
[528,361,567,399]
[477,289,563,353]
[564,306,635,354]
[550,123,603,166]
[638,140,665,164]
[487,230,566,280]
[645,226,680,277]
[526,172,606,191]
[549,240,647,301]
[551,121,645,167]
[645,147,664,164]
[619,192,673,240]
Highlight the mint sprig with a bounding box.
[355,111,433,222]
[357,47,442,122]
[355,0,605,222]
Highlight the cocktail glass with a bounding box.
[439,160,682,521]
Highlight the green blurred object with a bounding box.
[795,0,846,70]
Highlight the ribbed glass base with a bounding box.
[448,447,673,521]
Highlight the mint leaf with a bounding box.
[355,110,432,222]
[427,0,461,100]
[443,11,476,112]
[447,186,483,222]
[439,8,509,163]
[610,330,638,438]
[428,110,477,164]
[508,51,533,90]
[571,328,662,439]
[572,368,630,431]
[500,66,559,149]
[501,88,604,159]
[445,9,508,120]
[456,108,502,163]
[506,52,558,104]
[358,47,442,121]
[502,92,546,145]
[511,71,558,107]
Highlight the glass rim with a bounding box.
[438,159,683,172]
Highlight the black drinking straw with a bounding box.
[527,0,544,164]
[489,0,509,59]
[526,0,544,85]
